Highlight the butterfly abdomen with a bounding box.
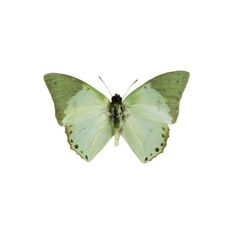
[111,104,122,125]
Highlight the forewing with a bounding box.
[44,73,113,161]
[124,71,189,124]
[44,73,109,125]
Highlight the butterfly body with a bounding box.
[44,71,189,163]
[109,94,124,145]
[110,94,123,126]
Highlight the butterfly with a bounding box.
[44,71,189,163]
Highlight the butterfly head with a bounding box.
[111,94,122,103]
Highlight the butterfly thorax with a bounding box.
[110,94,125,145]
[110,94,124,127]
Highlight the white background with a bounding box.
[0,0,236,235]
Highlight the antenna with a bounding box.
[98,76,112,97]
[122,79,138,98]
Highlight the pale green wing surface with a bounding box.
[122,71,189,162]
[124,71,189,124]
[122,115,169,163]
[122,85,171,163]
[44,73,113,161]
[44,73,108,125]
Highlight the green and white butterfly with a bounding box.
[44,71,189,163]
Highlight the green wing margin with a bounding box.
[148,71,189,123]
[44,73,91,125]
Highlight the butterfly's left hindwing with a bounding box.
[122,114,170,163]
[44,73,113,161]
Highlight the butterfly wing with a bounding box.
[122,71,189,162]
[44,73,113,161]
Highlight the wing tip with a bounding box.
[181,71,190,81]
[43,73,59,82]
[169,70,190,79]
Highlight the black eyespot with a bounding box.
[70,139,73,143]
[162,134,165,138]
[155,148,159,152]
[162,127,165,131]
[150,153,153,156]
[161,143,164,146]
[145,157,148,162]
[74,145,78,149]
[70,130,73,134]
[85,155,88,160]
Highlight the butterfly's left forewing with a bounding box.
[44,73,113,161]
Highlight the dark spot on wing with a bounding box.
[162,134,165,138]
[74,145,78,149]
[155,147,159,152]
[81,150,83,154]
[145,157,148,162]
[150,153,153,156]
[161,142,164,146]
[85,155,88,160]
[54,82,57,85]
[70,139,73,143]
[70,130,73,134]
[162,127,165,131]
